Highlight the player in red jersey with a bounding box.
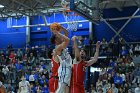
[70,36,101,93]
[48,49,60,93]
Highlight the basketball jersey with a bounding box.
[57,48,72,85]
[51,57,60,77]
[57,48,72,68]
[19,81,29,93]
[71,59,87,84]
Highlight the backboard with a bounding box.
[70,0,101,22]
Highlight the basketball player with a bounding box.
[48,49,60,93]
[70,36,101,93]
[50,22,72,93]
[18,75,30,93]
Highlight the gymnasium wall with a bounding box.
[94,6,140,42]
[0,17,26,48]
[30,13,89,46]
[1,6,140,48]
[0,13,89,48]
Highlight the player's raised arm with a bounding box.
[50,22,69,37]
[72,36,81,61]
[55,33,70,55]
[61,26,69,37]
[50,22,70,55]
[86,41,101,66]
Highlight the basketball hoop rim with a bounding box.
[63,9,79,16]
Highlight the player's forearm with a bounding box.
[56,32,70,43]
[61,27,69,37]
[73,40,80,60]
[93,48,99,62]
[73,40,78,49]
[87,48,99,66]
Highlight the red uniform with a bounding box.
[70,60,87,93]
[49,57,59,92]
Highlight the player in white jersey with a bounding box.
[50,22,71,93]
[56,48,72,93]
[18,75,30,93]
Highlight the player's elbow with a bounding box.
[92,59,98,64]
[66,38,70,43]
[94,59,98,63]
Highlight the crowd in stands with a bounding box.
[0,37,140,93]
[0,45,50,93]
[88,37,140,93]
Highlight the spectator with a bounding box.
[0,81,6,93]
[109,59,115,67]
[30,83,36,93]
[42,84,49,93]
[97,85,104,93]
[118,86,123,93]
[39,75,48,86]
[40,46,47,58]
[114,73,123,87]
[120,73,126,85]
[128,89,132,93]
[36,85,42,93]
[134,44,140,56]
[135,83,140,93]
[101,38,108,53]
[28,53,35,69]
[120,46,128,57]
[22,54,28,69]
[111,83,118,93]
[29,47,37,57]
[104,80,111,92]
[2,65,9,80]
[132,76,140,84]
[98,88,103,93]
[129,44,134,56]
[9,51,15,62]
[15,61,23,77]
[29,71,35,85]
[83,37,89,45]
[24,47,30,56]
[96,79,103,88]
[39,65,44,73]
[16,49,23,60]
[118,38,125,49]
[109,38,116,56]
[91,85,97,93]
[25,72,29,81]
[123,83,129,93]
[129,60,135,69]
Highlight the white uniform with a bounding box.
[19,81,30,93]
[56,48,72,93]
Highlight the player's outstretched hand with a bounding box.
[72,36,78,41]
[96,41,101,49]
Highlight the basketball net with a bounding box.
[61,1,79,31]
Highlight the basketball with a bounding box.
[50,22,61,32]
